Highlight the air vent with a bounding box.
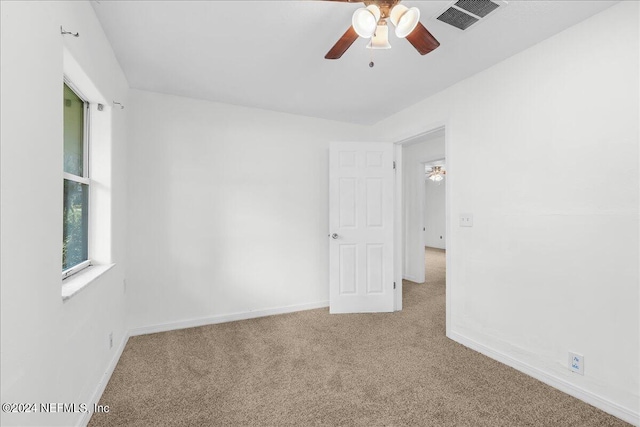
[437,7,478,31]
[436,0,506,31]
[454,0,500,18]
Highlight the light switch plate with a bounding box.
[460,213,473,227]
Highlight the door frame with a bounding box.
[393,121,452,338]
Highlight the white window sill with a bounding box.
[62,263,115,301]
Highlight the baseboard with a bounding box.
[449,331,639,426]
[403,274,422,283]
[78,330,130,427]
[128,300,330,337]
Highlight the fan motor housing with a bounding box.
[363,0,401,19]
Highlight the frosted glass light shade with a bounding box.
[389,5,407,26]
[366,25,391,49]
[352,5,381,38]
[390,5,420,38]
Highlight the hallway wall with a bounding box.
[424,176,446,250]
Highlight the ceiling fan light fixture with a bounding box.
[352,5,381,38]
[366,25,391,49]
[427,165,446,182]
[390,5,420,39]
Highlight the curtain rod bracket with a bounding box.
[60,26,79,37]
[113,101,124,110]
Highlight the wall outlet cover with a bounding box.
[569,352,584,375]
[460,213,473,227]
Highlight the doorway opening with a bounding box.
[394,126,450,336]
[422,159,446,288]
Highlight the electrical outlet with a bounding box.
[569,352,584,375]
[109,332,113,350]
[460,213,473,227]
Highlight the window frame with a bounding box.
[62,77,92,280]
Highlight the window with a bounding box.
[60,49,115,299]
[62,81,90,278]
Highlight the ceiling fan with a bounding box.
[324,0,440,59]
[426,165,446,182]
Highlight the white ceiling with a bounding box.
[91,0,618,125]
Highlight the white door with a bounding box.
[329,142,395,313]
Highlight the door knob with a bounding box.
[331,233,339,239]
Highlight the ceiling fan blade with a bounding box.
[325,26,359,60]
[406,22,440,55]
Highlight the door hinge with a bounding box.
[393,282,396,289]
[393,161,396,170]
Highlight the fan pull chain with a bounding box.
[369,48,375,68]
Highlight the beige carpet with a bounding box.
[89,248,628,426]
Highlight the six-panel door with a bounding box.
[329,142,394,313]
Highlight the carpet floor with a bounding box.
[89,248,628,426]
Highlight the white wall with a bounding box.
[402,133,445,282]
[424,176,446,250]
[126,90,372,331]
[0,2,129,426]
[376,2,639,422]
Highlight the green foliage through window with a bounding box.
[62,82,89,272]
[63,180,88,270]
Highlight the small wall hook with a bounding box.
[113,101,124,110]
[60,26,79,37]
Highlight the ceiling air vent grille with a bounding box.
[454,0,500,18]
[436,0,506,31]
[437,7,478,30]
